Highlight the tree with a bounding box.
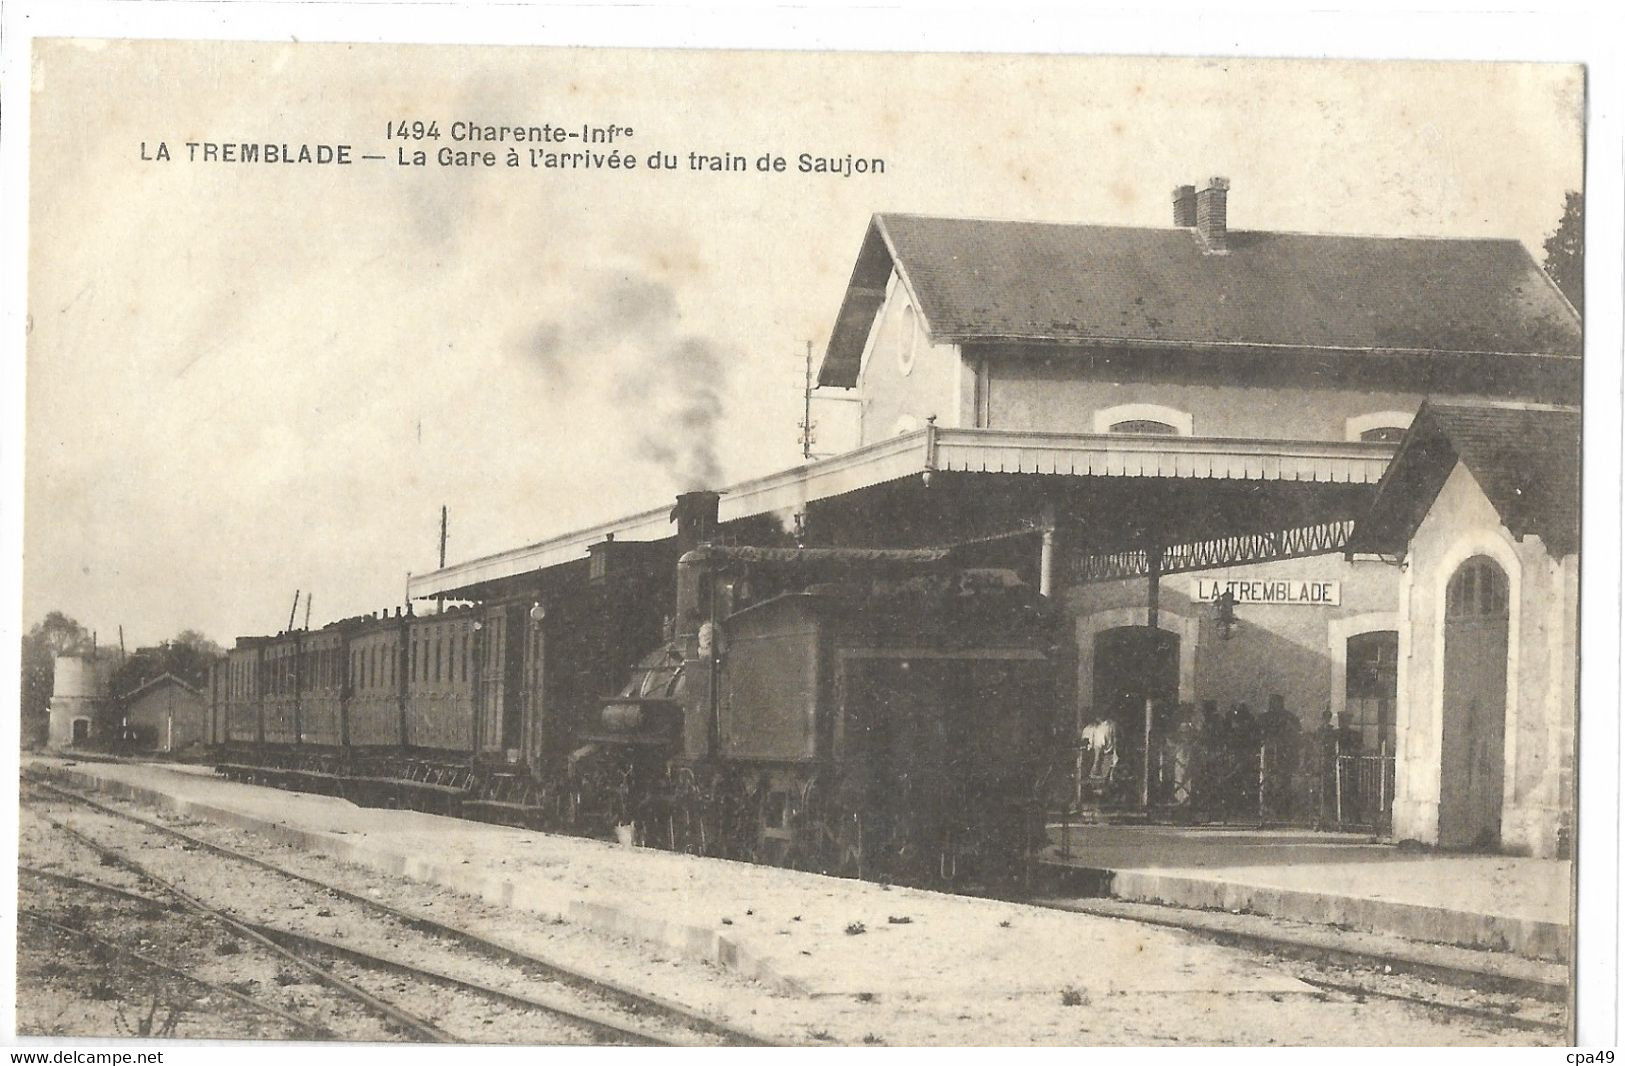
[19,612,93,748]
[1542,190,1583,315]
[108,630,223,700]
[21,615,224,748]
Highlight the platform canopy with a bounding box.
[408,426,1394,602]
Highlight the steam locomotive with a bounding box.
[209,492,1058,884]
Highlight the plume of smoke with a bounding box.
[513,275,729,490]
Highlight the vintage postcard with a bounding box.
[7,20,1611,1052]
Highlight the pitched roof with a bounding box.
[819,213,1581,386]
[122,672,202,702]
[1350,402,1580,556]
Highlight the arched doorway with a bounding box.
[1090,626,1180,804]
[71,718,90,744]
[1440,555,1510,849]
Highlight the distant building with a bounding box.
[120,673,210,752]
[47,654,109,747]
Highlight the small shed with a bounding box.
[1351,401,1579,857]
[121,673,209,752]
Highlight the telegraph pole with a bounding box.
[436,505,448,613]
[796,338,860,460]
[799,340,816,459]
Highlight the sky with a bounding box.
[21,43,1583,649]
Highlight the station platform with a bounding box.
[1039,822,1572,962]
[25,756,1330,1002]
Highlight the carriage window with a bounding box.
[435,638,443,682]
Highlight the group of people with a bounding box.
[1077,694,1308,814]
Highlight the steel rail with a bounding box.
[18,906,333,1039]
[1291,974,1567,1038]
[26,776,779,1046]
[29,776,1561,1042]
[21,863,176,906]
[34,809,458,1043]
[1022,895,1565,1036]
[21,864,680,1044]
[247,924,671,1045]
[19,864,673,1046]
[1023,895,1567,1004]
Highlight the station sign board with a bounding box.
[1193,577,1341,607]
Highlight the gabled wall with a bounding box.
[1392,461,1577,857]
[853,270,963,444]
[125,682,209,751]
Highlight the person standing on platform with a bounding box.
[1259,694,1301,818]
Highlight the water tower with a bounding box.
[48,654,107,747]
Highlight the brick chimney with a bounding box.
[1171,184,1197,227]
[1195,176,1230,252]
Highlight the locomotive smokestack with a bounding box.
[672,490,722,659]
[672,490,720,554]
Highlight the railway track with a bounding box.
[22,777,778,1046]
[22,771,1564,1045]
[1289,973,1565,1037]
[1021,895,1568,1038]
[19,896,334,1039]
[17,865,695,1044]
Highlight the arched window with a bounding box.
[1446,555,1509,619]
[1110,419,1180,435]
[1346,411,1412,443]
[1093,403,1194,436]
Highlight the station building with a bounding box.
[120,672,210,752]
[410,179,1581,855]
